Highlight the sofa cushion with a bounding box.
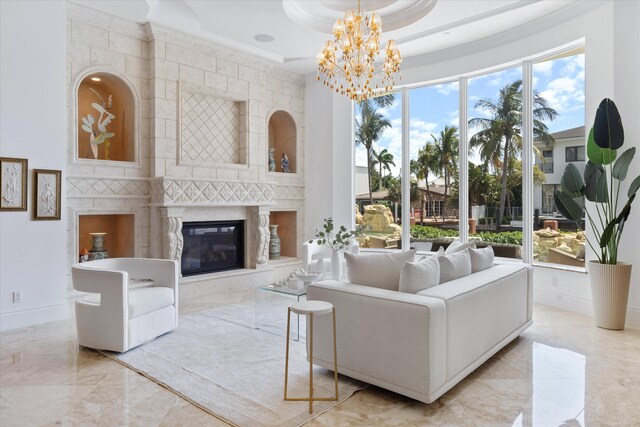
[399,256,440,294]
[469,245,494,273]
[437,249,471,283]
[445,240,476,254]
[345,250,416,291]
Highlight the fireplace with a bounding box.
[181,220,245,276]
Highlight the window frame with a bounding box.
[352,42,585,271]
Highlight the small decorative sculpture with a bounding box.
[81,87,115,160]
[281,153,290,173]
[268,148,276,172]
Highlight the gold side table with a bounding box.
[284,300,338,414]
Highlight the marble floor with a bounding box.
[1,289,639,426]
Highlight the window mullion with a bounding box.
[522,60,534,264]
[401,87,410,251]
[459,77,469,242]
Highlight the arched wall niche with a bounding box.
[267,109,297,174]
[76,71,136,162]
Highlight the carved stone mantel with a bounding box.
[150,177,276,207]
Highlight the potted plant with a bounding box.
[554,98,640,329]
[309,218,358,281]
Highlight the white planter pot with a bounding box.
[589,261,632,330]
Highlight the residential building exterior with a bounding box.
[534,126,586,215]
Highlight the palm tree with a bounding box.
[372,148,396,190]
[469,80,557,230]
[413,142,440,221]
[355,94,396,205]
[432,125,459,221]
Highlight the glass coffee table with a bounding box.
[255,284,307,341]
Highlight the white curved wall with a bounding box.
[305,1,640,326]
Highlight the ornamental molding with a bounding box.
[67,176,150,199]
[150,177,275,207]
[274,184,304,200]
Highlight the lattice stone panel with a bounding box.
[180,86,247,165]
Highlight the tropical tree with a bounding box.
[469,80,557,230]
[372,148,396,190]
[432,125,459,220]
[355,94,395,205]
[413,142,440,220]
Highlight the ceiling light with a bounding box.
[90,77,102,82]
[254,34,275,43]
[316,0,402,101]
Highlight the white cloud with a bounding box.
[540,75,584,112]
[433,82,458,96]
[377,99,400,117]
[534,60,553,76]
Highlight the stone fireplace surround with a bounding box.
[151,177,274,271]
[65,3,305,293]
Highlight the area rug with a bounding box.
[100,304,366,427]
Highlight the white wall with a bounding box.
[305,1,640,326]
[0,1,68,330]
[304,80,352,237]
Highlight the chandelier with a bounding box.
[316,0,402,102]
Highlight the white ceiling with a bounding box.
[71,0,586,74]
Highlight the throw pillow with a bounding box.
[469,245,494,273]
[345,249,416,291]
[438,249,472,283]
[445,240,477,254]
[399,256,440,294]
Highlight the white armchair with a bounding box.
[302,240,359,278]
[72,258,179,352]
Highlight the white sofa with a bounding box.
[306,261,533,403]
[72,258,179,352]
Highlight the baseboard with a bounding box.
[0,303,69,331]
[534,289,640,329]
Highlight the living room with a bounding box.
[1,0,639,425]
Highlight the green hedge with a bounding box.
[410,225,523,245]
[410,225,460,239]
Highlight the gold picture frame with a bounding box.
[33,169,62,220]
[0,157,28,211]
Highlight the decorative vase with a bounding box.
[589,261,632,330]
[269,224,281,259]
[330,250,342,281]
[88,232,108,261]
[268,148,276,172]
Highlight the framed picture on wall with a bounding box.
[0,157,28,211]
[33,169,62,220]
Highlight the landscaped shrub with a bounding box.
[410,226,523,245]
[410,225,459,239]
[473,231,522,245]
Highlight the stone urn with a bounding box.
[589,261,632,330]
[269,224,281,259]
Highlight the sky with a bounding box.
[355,53,585,174]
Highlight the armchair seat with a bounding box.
[72,258,179,353]
[80,287,175,319]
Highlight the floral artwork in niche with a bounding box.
[81,88,115,160]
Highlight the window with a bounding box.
[468,66,523,259]
[409,82,459,249]
[533,50,585,268]
[565,145,585,162]
[354,92,403,250]
[351,44,585,270]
